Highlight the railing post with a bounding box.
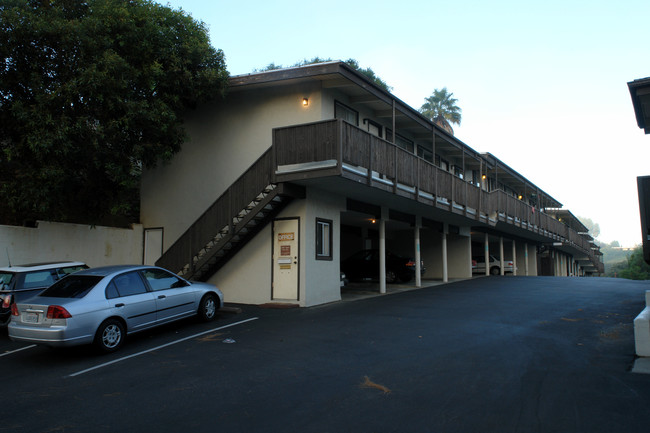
[367,133,373,186]
[337,119,343,173]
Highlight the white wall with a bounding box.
[420,229,443,279]
[140,82,324,250]
[207,187,345,307]
[303,188,345,307]
[0,221,143,268]
[448,232,472,278]
[528,244,538,276]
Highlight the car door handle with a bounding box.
[115,303,125,308]
[158,295,166,299]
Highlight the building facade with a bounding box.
[141,62,603,307]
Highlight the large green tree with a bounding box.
[419,88,462,126]
[0,0,229,226]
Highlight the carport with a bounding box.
[470,230,538,276]
[340,199,471,294]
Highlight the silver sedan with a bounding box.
[8,265,224,353]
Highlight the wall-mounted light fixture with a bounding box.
[518,194,523,200]
[482,174,487,180]
[302,98,309,107]
[371,219,376,224]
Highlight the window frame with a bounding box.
[315,218,333,261]
[334,101,359,126]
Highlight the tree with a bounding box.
[616,247,650,280]
[256,57,392,92]
[419,88,462,126]
[577,216,601,238]
[0,0,229,226]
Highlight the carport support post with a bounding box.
[524,242,529,276]
[379,206,387,294]
[442,224,449,283]
[499,236,504,276]
[512,239,517,276]
[415,216,422,287]
[484,233,490,276]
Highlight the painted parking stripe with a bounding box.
[0,344,37,357]
[67,317,259,378]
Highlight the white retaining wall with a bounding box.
[0,221,143,268]
[634,290,650,357]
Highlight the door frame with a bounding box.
[271,217,300,301]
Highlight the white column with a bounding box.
[414,216,421,287]
[443,224,449,283]
[524,242,529,276]
[512,239,517,276]
[499,236,504,276]
[379,207,387,294]
[484,233,490,276]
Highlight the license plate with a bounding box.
[23,312,39,324]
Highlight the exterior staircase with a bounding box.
[155,149,304,282]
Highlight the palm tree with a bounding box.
[419,88,462,131]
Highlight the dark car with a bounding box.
[0,261,88,327]
[341,249,425,283]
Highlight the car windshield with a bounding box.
[40,275,103,299]
[0,272,13,290]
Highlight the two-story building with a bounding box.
[141,61,603,307]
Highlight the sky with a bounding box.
[164,0,650,247]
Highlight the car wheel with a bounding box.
[198,293,218,322]
[94,319,125,353]
[490,266,500,276]
[386,270,397,284]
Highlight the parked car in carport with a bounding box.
[9,265,224,353]
[341,249,425,283]
[0,261,88,327]
[472,255,515,275]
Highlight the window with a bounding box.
[417,145,433,163]
[364,119,382,137]
[111,271,148,297]
[335,101,358,126]
[396,135,414,153]
[316,218,333,261]
[385,129,415,153]
[56,265,88,279]
[41,275,102,298]
[140,268,186,291]
[22,270,56,289]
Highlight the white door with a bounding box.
[272,218,299,300]
[144,228,163,265]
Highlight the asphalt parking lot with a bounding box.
[3,276,650,433]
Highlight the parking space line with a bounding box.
[67,317,259,378]
[0,344,37,357]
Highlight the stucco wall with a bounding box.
[206,216,274,305]
[447,232,472,278]
[0,221,143,268]
[527,244,538,276]
[420,230,443,279]
[140,81,324,249]
[303,188,345,307]
[207,188,344,307]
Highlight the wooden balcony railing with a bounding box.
[272,119,601,265]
